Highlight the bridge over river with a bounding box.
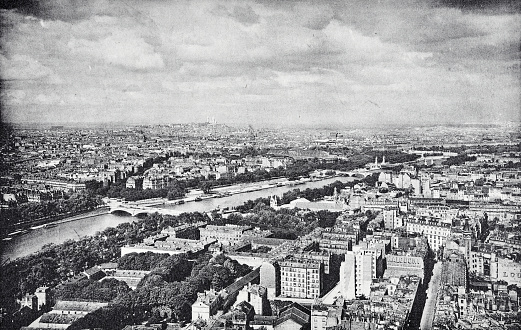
[107,200,186,217]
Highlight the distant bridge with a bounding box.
[108,202,184,217]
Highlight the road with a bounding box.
[420,261,442,330]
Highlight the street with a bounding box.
[420,262,442,330]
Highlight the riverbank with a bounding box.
[164,175,339,206]
[2,176,355,262]
[2,207,110,239]
[29,207,110,229]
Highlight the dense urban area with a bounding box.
[0,122,520,330]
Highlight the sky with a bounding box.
[0,0,520,127]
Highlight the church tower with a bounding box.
[270,195,278,209]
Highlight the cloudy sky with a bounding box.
[1,0,519,127]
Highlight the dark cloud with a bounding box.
[434,0,521,13]
[231,5,259,25]
[212,4,259,25]
[0,0,130,20]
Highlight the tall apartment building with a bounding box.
[383,207,402,230]
[279,257,323,299]
[293,251,332,274]
[260,261,280,299]
[340,251,374,299]
[406,218,451,251]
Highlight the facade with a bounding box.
[191,290,222,321]
[340,251,373,299]
[383,207,402,230]
[142,174,169,190]
[406,218,451,251]
[279,257,323,299]
[260,261,280,299]
[125,176,143,189]
[292,251,332,274]
[161,223,201,240]
[491,255,521,287]
[310,304,342,330]
[234,284,268,316]
[199,224,253,246]
[386,254,425,279]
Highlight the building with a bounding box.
[142,174,170,190]
[260,261,280,299]
[274,303,310,330]
[292,251,332,274]
[161,223,202,240]
[406,218,452,251]
[234,284,268,316]
[199,224,253,246]
[121,236,214,256]
[23,300,108,329]
[386,236,428,279]
[340,251,373,299]
[125,176,143,189]
[191,290,222,321]
[83,266,106,281]
[310,304,342,330]
[34,287,51,310]
[279,256,323,299]
[490,254,521,286]
[103,270,150,290]
[383,207,402,230]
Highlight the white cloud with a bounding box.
[68,30,164,70]
[1,0,519,125]
[0,54,53,80]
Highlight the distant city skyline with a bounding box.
[1,0,520,126]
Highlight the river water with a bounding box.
[1,177,355,262]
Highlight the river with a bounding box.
[1,176,355,262]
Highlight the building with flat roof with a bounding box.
[406,217,451,251]
[340,250,373,299]
[200,224,253,246]
[279,256,323,299]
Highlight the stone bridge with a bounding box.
[108,203,184,217]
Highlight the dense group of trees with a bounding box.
[0,192,103,232]
[67,253,251,329]
[104,180,190,201]
[0,211,210,314]
[442,154,477,166]
[54,278,132,302]
[118,252,172,271]
[224,204,341,239]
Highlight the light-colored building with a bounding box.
[340,250,374,299]
[191,290,222,321]
[406,218,451,251]
[279,257,323,299]
[311,304,342,330]
[383,207,402,230]
[491,254,521,287]
[199,224,253,246]
[234,284,268,316]
[142,174,169,190]
[260,261,280,299]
